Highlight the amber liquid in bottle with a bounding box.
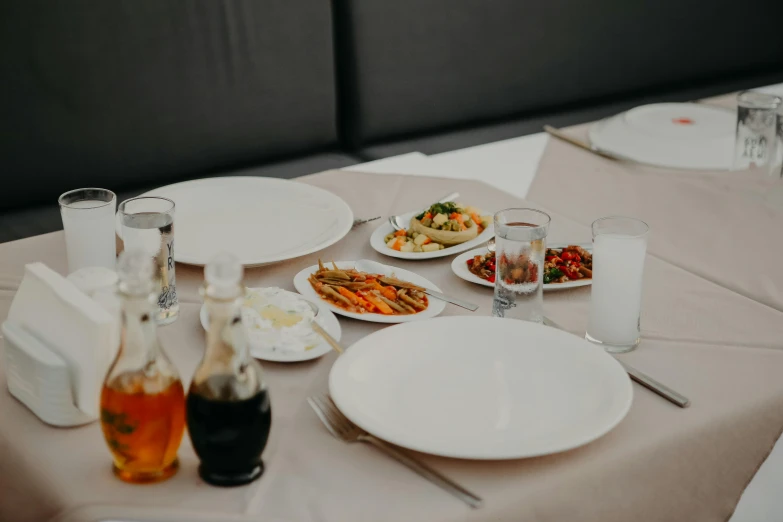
[100,374,185,483]
[100,249,186,484]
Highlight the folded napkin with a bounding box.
[6,263,116,417]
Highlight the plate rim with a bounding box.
[292,260,446,324]
[369,209,495,260]
[329,316,633,460]
[451,244,593,290]
[199,288,341,363]
[588,103,735,170]
[136,176,354,267]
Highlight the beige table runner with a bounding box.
[529,94,783,312]
[2,171,783,522]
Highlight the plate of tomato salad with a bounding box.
[451,244,593,290]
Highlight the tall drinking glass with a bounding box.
[59,188,117,273]
[492,208,550,323]
[117,197,178,325]
[585,216,649,353]
[733,91,782,175]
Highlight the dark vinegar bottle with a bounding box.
[187,253,272,486]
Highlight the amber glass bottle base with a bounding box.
[199,461,264,487]
[113,459,179,484]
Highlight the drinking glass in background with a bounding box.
[117,197,179,325]
[491,208,550,324]
[733,91,782,175]
[585,216,649,353]
[59,188,117,273]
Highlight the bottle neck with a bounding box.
[119,293,159,366]
[204,295,249,369]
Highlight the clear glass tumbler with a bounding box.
[492,208,550,323]
[117,197,179,325]
[733,91,782,175]
[59,188,117,273]
[585,216,649,353]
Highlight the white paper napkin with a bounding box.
[7,263,116,417]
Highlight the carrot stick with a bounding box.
[374,282,397,301]
[394,229,407,237]
[363,292,394,314]
[337,286,376,311]
[337,286,360,304]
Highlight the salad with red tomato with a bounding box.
[466,245,592,285]
[543,245,592,283]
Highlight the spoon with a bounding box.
[305,301,344,354]
[388,192,460,231]
[354,259,479,312]
[486,237,496,253]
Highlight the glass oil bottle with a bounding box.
[100,249,185,483]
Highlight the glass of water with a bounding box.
[117,196,179,325]
[492,208,550,323]
[733,91,782,175]
[585,216,649,353]
[59,188,117,273]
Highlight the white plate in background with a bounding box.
[135,177,354,266]
[588,103,735,170]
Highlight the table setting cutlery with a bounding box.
[543,125,626,161]
[306,301,344,354]
[352,216,381,228]
[307,394,483,509]
[542,316,690,408]
[353,259,478,311]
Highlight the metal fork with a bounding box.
[307,394,483,509]
[352,216,381,228]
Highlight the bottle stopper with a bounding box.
[117,249,157,296]
[204,252,244,299]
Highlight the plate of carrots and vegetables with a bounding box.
[293,259,446,323]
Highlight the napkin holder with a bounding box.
[3,262,119,427]
[2,321,95,427]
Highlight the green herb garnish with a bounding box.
[543,268,563,284]
[417,202,460,220]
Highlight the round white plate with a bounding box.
[292,260,446,324]
[329,316,632,460]
[370,210,494,260]
[588,103,735,170]
[199,289,341,363]
[132,177,354,266]
[452,244,593,291]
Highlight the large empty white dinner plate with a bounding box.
[136,177,354,266]
[588,103,735,170]
[330,316,632,459]
[370,210,495,260]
